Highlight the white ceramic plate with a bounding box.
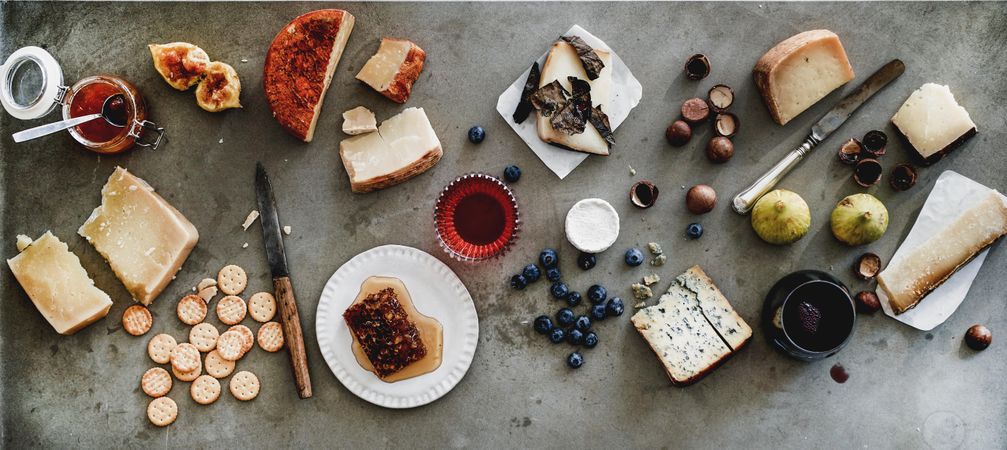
[316,245,479,408]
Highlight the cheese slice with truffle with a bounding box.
[7,232,112,335]
[753,30,855,125]
[79,167,199,305]
[537,41,612,155]
[339,107,442,193]
[891,83,977,163]
[877,191,1007,314]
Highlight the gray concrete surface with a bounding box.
[2,2,1006,448]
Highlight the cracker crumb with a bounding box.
[242,242,249,249]
[15,234,32,252]
[643,274,660,286]
[241,58,249,63]
[651,254,667,266]
[241,210,259,231]
[282,225,291,235]
[628,165,636,176]
[631,283,653,300]
[219,138,224,144]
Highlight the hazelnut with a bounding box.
[630,181,659,209]
[713,113,739,138]
[665,120,692,147]
[684,54,711,80]
[862,130,888,158]
[853,252,882,280]
[706,137,734,163]
[889,164,917,191]
[686,184,717,214]
[853,158,882,187]
[681,98,710,124]
[965,324,992,351]
[707,84,734,112]
[838,138,862,165]
[854,291,881,314]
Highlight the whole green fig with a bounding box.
[751,189,811,245]
[830,193,888,246]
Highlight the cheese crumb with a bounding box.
[651,254,667,266]
[219,138,224,144]
[643,274,660,286]
[628,165,636,176]
[647,242,663,255]
[634,301,647,309]
[241,58,248,63]
[631,283,653,300]
[242,210,260,231]
[15,234,33,252]
[242,242,249,248]
[283,225,292,235]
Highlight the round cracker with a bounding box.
[190,375,221,405]
[147,397,178,427]
[189,323,219,352]
[248,292,276,322]
[172,359,202,382]
[141,367,173,398]
[216,331,244,361]
[229,371,260,401]
[257,321,285,353]
[217,265,248,295]
[228,324,254,354]
[216,295,247,325]
[205,350,235,378]
[176,294,207,325]
[170,343,200,373]
[122,305,152,336]
[147,334,177,364]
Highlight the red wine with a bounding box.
[435,174,519,261]
[453,193,506,245]
[782,281,855,352]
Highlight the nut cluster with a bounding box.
[837,129,917,191]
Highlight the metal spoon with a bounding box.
[12,94,128,143]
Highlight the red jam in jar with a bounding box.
[435,173,520,262]
[62,75,154,154]
[69,80,127,143]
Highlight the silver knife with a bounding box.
[255,162,312,399]
[731,59,906,214]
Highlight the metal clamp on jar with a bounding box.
[1,46,165,153]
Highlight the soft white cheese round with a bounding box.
[565,198,620,253]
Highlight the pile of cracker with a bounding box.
[123,264,286,427]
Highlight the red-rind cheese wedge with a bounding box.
[263,9,355,142]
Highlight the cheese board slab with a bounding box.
[1,2,1005,448]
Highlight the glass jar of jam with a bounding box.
[0,46,164,153]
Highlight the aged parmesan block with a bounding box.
[536,40,613,155]
[753,30,855,125]
[7,232,112,335]
[891,83,977,163]
[878,191,1007,314]
[338,107,442,193]
[355,38,426,104]
[79,167,199,305]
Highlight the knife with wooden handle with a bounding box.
[255,162,312,399]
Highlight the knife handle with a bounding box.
[731,134,820,215]
[273,276,313,399]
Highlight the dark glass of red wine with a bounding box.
[762,270,856,361]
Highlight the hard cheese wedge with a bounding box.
[356,38,426,104]
[891,83,977,164]
[536,40,613,155]
[79,167,198,305]
[339,107,443,193]
[753,30,855,126]
[7,232,112,335]
[878,191,1007,314]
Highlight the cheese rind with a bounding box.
[878,191,1007,314]
[356,38,426,104]
[79,167,199,305]
[339,107,442,193]
[537,41,613,155]
[7,232,113,335]
[891,83,977,163]
[753,30,854,125]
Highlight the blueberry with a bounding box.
[567,328,584,345]
[565,291,582,307]
[583,331,599,348]
[522,264,541,282]
[605,297,625,317]
[503,165,521,183]
[590,304,607,321]
[687,222,704,239]
[545,267,562,282]
[468,126,486,144]
[556,308,575,326]
[625,248,644,266]
[539,248,559,268]
[549,327,566,344]
[587,284,607,304]
[550,281,570,299]
[533,315,553,334]
[567,351,585,368]
[574,315,592,331]
[510,274,528,290]
[577,252,596,270]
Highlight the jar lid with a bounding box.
[0,46,64,120]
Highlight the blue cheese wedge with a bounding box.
[632,265,751,385]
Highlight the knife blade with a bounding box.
[254,162,313,399]
[731,59,905,214]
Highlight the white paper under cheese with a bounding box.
[891,83,976,158]
[356,39,410,92]
[7,232,112,335]
[339,107,441,183]
[536,41,613,155]
[78,167,199,305]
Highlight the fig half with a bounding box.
[149,42,210,91]
[195,62,242,112]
